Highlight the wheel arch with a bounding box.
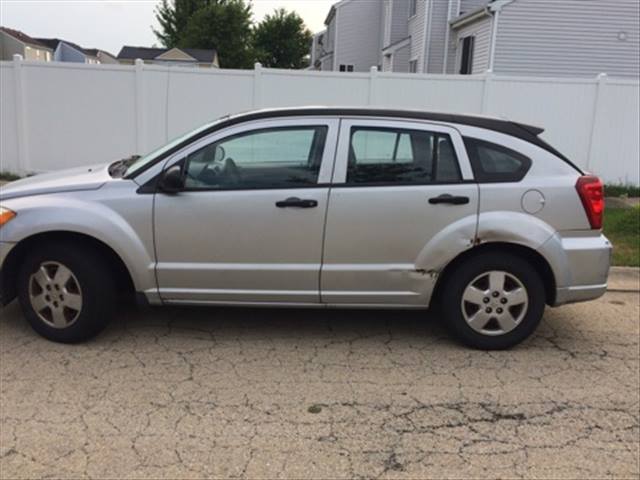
[431,242,557,308]
[1,231,135,305]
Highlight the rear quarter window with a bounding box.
[463,137,532,182]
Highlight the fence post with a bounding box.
[253,62,262,108]
[134,59,146,155]
[481,70,493,114]
[368,66,378,105]
[12,54,29,175]
[586,73,607,171]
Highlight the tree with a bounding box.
[253,8,312,69]
[178,0,254,69]
[153,0,210,48]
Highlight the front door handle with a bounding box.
[428,194,470,205]
[275,197,318,208]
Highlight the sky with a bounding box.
[0,0,333,55]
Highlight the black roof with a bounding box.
[128,107,579,179]
[0,27,52,49]
[117,46,217,63]
[220,107,570,162]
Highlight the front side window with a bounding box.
[183,126,328,190]
[347,127,461,185]
[463,137,532,182]
[339,64,354,72]
[409,59,418,73]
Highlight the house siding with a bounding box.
[452,14,492,74]
[426,0,450,73]
[494,0,640,78]
[0,31,23,60]
[335,0,383,71]
[393,43,411,72]
[58,43,86,63]
[408,0,427,71]
[385,0,410,47]
[459,0,488,15]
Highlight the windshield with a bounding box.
[124,120,220,177]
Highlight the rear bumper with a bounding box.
[555,283,608,306]
[544,233,612,306]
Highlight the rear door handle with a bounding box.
[275,197,318,208]
[428,194,470,205]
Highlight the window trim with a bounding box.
[332,118,474,185]
[138,118,340,193]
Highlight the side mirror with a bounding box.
[159,165,184,193]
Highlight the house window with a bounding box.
[409,59,418,73]
[339,64,354,72]
[459,36,475,74]
[409,0,417,17]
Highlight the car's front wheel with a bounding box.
[17,242,116,343]
[440,252,546,349]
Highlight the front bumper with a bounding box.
[544,233,612,306]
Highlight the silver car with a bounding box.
[0,107,611,349]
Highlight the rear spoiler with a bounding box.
[513,122,545,136]
[511,121,584,174]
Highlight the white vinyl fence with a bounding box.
[1,56,639,184]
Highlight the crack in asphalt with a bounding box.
[0,290,638,479]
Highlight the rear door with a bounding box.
[321,118,478,306]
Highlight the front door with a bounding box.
[153,118,339,304]
[321,119,479,306]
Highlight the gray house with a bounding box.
[0,27,53,62]
[312,0,384,72]
[312,0,640,78]
[117,46,219,68]
[35,38,117,65]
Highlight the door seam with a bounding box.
[318,118,343,304]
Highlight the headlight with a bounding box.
[0,206,16,227]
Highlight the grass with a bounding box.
[605,183,640,198]
[0,171,21,182]
[604,206,640,267]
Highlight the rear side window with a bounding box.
[347,127,462,185]
[464,137,532,182]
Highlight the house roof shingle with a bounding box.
[35,38,102,58]
[0,26,52,50]
[117,46,217,63]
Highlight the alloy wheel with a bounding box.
[29,261,83,329]
[461,270,528,336]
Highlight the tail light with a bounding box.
[575,175,604,229]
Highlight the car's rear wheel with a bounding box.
[17,243,116,343]
[440,252,545,349]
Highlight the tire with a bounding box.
[17,242,116,343]
[440,252,546,350]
